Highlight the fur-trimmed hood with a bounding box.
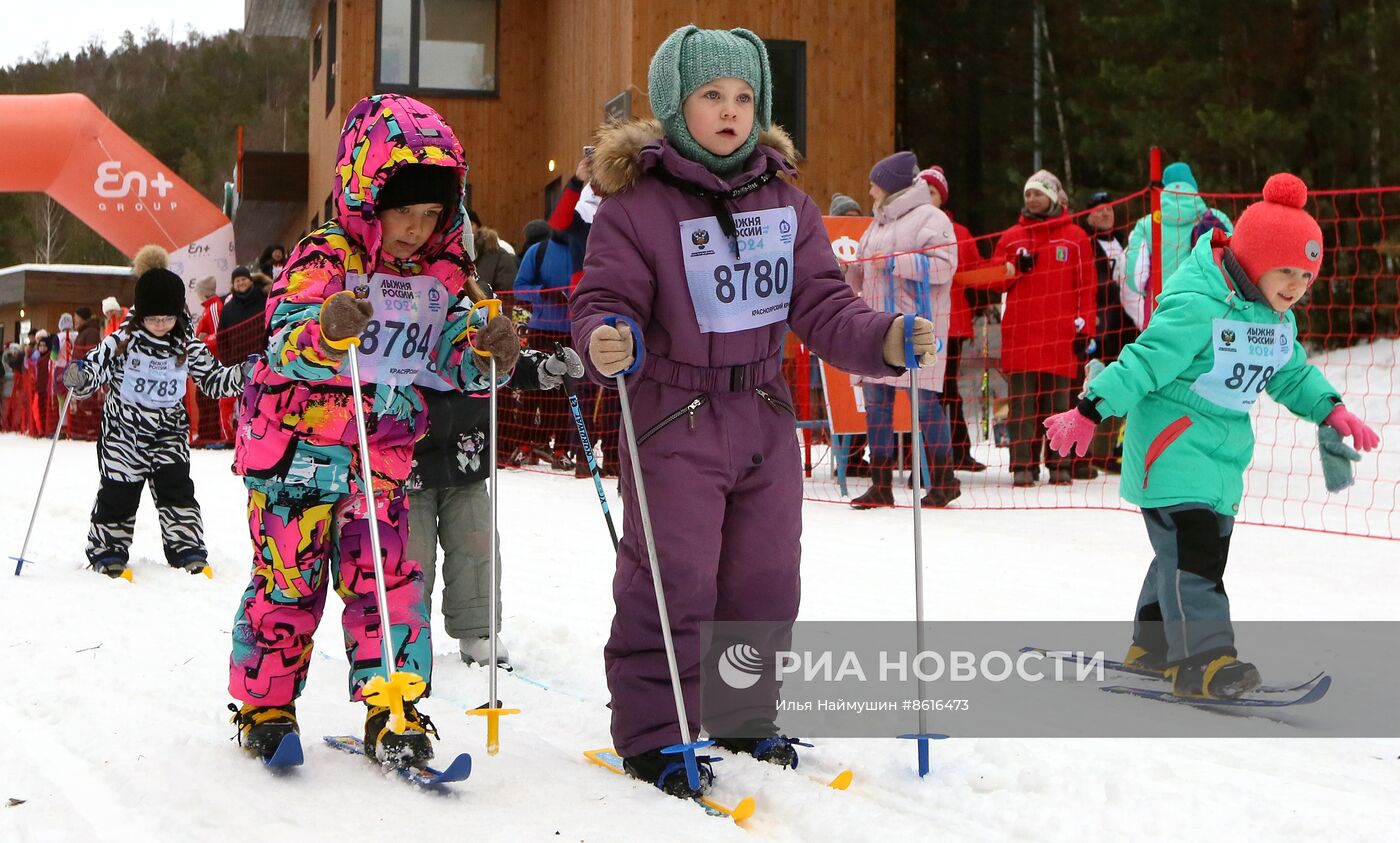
[590,118,800,197]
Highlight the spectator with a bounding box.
[217,266,268,340]
[68,307,103,440]
[1125,161,1233,310]
[829,193,863,217]
[1075,191,1136,476]
[511,216,577,471]
[547,153,618,476]
[74,306,100,348]
[191,275,227,446]
[467,209,519,293]
[846,151,960,508]
[991,169,1096,487]
[0,342,25,433]
[257,244,287,282]
[101,297,126,337]
[920,165,988,473]
[31,332,54,436]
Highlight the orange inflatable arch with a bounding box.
[0,93,235,308]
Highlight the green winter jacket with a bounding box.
[1084,237,1340,515]
[1124,181,1233,296]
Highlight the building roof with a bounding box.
[0,264,132,279]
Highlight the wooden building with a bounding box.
[240,0,895,256]
[0,264,134,346]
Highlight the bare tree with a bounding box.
[30,195,66,264]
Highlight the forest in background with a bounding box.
[0,28,308,267]
[1,2,1398,267]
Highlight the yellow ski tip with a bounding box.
[828,769,854,790]
[201,565,214,579]
[119,568,133,582]
[729,796,757,823]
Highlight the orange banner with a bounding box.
[0,93,235,311]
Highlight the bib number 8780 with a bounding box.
[715,258,790,305]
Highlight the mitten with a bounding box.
[1043,408,1097,458]
[472,315,521,372]
[319,291,374,356]
[1318,424,1360,493]
[882,315,936,368]
[1323,404,1380,452]
[589,323,634,377]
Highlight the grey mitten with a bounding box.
[62,362,86,389]
[1318,424,1360,493]
[536,346,585,390]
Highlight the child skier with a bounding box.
[407,345,583,668]
[226,93,520,764]
[572,25,935,797]
[63,245,247,579]
[1044,173,1380,699]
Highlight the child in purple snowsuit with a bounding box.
[571,25,936,797]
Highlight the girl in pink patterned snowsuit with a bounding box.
[572,25,935,797]
[227,93,520,764]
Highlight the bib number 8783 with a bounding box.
[715,258,790,305]
[132,376,179,398]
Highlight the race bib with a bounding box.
[680,207,797,334]
[346,272,451,387]
[1191,318,1294,412]
[118,350,187,409]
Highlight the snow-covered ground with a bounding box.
[2,428,1398,842]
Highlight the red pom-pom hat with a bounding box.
[1229,173,1324,282]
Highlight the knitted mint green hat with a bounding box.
[648,25,772,176]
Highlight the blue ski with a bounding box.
[1101,674,1331,707]
[323,735,472,787]
[263,732,304,769]
[1021,647,1326,694]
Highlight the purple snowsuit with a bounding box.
[571,120,901,756]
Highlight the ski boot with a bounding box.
[1166,655,1261,700]
[173,552,212,577]
[1122,643,1168,676]
[1012,469,1037,488]
[459,636,512,670]
[365,700,438,767]
[622,747,717,799]
[713,735,812,769]
[229,702,299,760]
[90,556,130,580]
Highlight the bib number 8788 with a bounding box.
[715,258,790,305]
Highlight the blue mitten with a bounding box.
[1318,424,1360,493]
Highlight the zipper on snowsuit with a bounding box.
[754,388,795,416]
[637,395,708,445]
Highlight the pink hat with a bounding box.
[1230,173,1324,281]
[918,166,949,205]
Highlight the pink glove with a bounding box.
[1324,405,1380,452]
[1043,408,1097,458]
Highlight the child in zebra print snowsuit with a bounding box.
[65,246,247,579]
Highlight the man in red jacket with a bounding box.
[991,170,1096,486]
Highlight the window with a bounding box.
[766,40,807,155]
[377,0,499,96]
[326,1,338,114]
[543,176,562,218]
[312,26,322,76]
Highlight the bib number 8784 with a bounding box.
[357,319,436,360]
[715,258,790,305]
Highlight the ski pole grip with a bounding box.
[468,298,503,357]
[903,313,919,370]
[602,314,644,377]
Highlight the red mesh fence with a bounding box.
[497,184,1398,541]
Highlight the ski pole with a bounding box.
[895,315,949,777]
[11,391,75,575]
[464,299,519,755]
[606,315,711,791]
[557,342,619,551]
[346,332,426,735]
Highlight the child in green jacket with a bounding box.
[1044,173,1380,699]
